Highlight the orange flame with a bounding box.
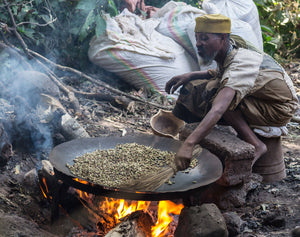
[152,201,184,237]
[96,197,184,236]
[39,177,52,200]
[40,177,184,237]
[73,178,89,185]
[99,197,151,221]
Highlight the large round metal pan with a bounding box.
[49,134,223,200]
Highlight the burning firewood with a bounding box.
[39,94,90,140]
[105,210,154,237]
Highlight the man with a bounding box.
[165,14,298,170]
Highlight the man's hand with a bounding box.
[121,0,139,12]
[175,142,194,171]
[165,73,192,94]
[165,71,211,94]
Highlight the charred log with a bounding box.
[39,94,90,140]
[105,210,154,237]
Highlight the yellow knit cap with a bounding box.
[195,14,231,33]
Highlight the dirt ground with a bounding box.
[0,62,299,237]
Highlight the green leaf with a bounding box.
[95,13,106,37]
[35,0,44,4]
[106,0,118,16]
[76,0,98,11]
[69,26,81,35]
[261,25,274,34]
[262,34,272,42]
[17,26,35,40]
[78,9,96,41]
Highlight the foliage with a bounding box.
[0,0,121,68]
[253,0,300,60]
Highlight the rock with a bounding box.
[262,214,286,228]
[39,94,90,141]
[193,173,262,210]
[291,226,300,237]
[23,168,38,187]
[223,212,245,237]
[13,70,60,108]
[291,107,300,123]
[180,125,255,186]
[0,213,57,237]
[42,160,54,176]
[174,204,228,237]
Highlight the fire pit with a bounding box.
[49,134,223,201]
[46,133,223,234]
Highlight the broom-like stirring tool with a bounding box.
[126,145,203,192]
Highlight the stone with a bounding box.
[13,70,60,108]
[179,125,255,187]
[23,168,38,187]
[192,173,262,210]
[174,204,228,237]
[223,212,245,236]
[41,160,54,176]
[291,226,300,237]
[0,213,56,237]
[262,214,286,228]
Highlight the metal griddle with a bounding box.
[49,134,223,201]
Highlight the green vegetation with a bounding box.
[253,0,299,60]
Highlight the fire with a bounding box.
[99,197,151,220]
[40,177,184,236]
[73,178,91,199]
[152,201,184,237]
[39,177,52,200]
[98,197,184,237]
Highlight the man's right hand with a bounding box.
[175,142,194,171]
[165,73,192,94]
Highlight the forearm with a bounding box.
[184,109,222,146]
[184,87,236,146]
[189,70,213,81]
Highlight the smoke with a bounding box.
[0,48,56,162]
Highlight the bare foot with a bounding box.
[251,142,267,167]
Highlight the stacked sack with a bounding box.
[88,8,199,96]
[88,1,263,95]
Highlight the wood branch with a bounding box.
[0,42,33,70]
[40,94,90,140]
[27,49,172,110]
[0,29,12,46]
[73,89,135,111]
[77,197,117,234]
[105,210,154,237]
[28,58,81,114]
[16,18,57,27]
[3,0,32,59]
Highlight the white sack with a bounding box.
[88,9,199,95]
[203,0,263,51]
[153,1,206,61]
